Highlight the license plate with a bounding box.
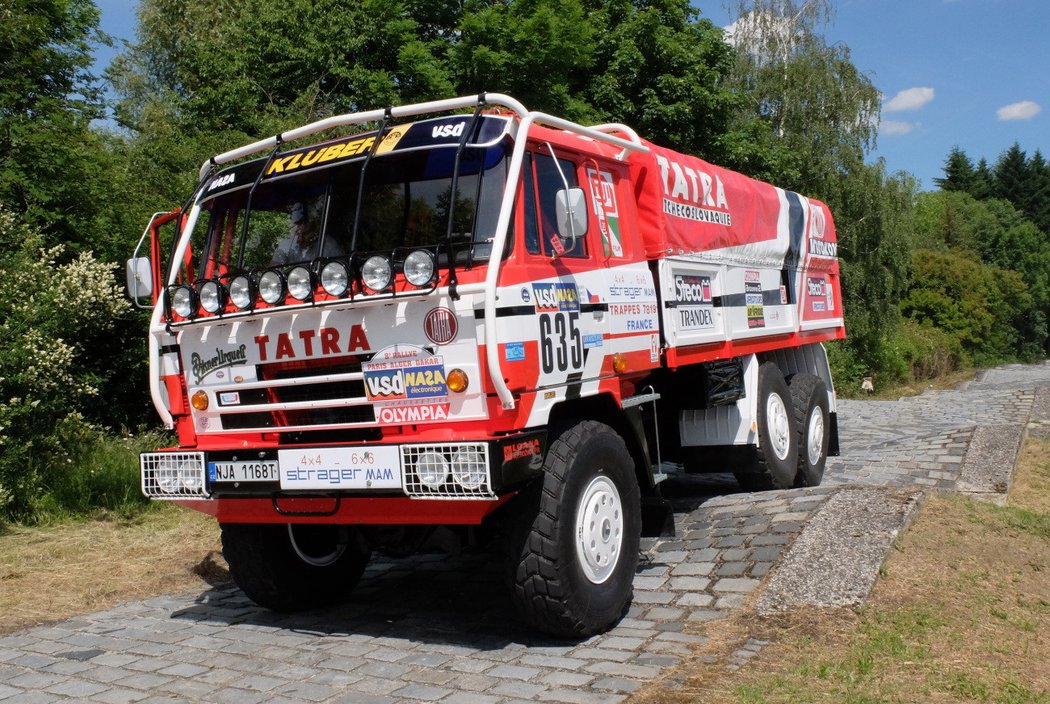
[278,446,402,491]
[208,460,278,483]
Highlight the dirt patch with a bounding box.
[0,506,226,634]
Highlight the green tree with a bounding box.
[724,0,908,380]
[0,0,114,246]
[972,157,995,200]
[994,142,1028,206]
[0,209,127,520]
[933,147,975,193]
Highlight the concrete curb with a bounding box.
[755,487,924,614]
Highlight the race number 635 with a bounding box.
[539,312,583,374]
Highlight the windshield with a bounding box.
[185,140,509,281]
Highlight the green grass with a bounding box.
[35,429,171,522]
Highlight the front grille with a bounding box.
[205,353,376,434]
[220,405,375,430]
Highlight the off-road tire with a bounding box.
[787,373,830,487]
[507,421,641,638]
[733,362,798,491]
[221,523,369,611]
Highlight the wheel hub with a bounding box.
[575,475,623,584]
[807,406,825,465]
[766,392,791,461]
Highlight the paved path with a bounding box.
[2,363,1049,703]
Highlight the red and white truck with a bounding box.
[128,93,843,637]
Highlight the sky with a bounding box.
[92,0,1049,190]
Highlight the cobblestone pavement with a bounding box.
[3,363,1049,703]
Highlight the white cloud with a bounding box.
[883,87,935,112]
[997,101,1042,121]
[880,120,917,136]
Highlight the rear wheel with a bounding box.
[788,373,830,487]
[221,523,370,611]
[507,421,641,638]
[734,362,798,491]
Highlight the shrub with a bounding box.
[0,208,127,522]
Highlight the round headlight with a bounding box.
[198,280,223,314]
[287,266,313,301]
[415,451,449,488]
[229,275,253,310]
[171,286,194,318]
[320,261,350,297]
[451,448,486,490]
[403,249,435,287]
[361,255,392,292]
[156,464,180,494]
[258,270,285,305]
[179,459,203,491]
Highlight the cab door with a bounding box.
[518,148,607,393]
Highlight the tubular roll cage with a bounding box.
[152,93,649,427]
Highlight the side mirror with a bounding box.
[126,256,153,306]
[555,187,588,248]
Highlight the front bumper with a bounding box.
[140,432,546,502]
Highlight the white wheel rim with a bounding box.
[575,475,623,584]
[288,525,347,567]
[766,392,791,461]
[807,406,825,466]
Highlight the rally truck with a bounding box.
[127,93,843,638]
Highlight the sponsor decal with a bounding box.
[266,136,377,176]
[655,153,732,226]
[503,438,541,463]
[673,274,712,304]
[504,342,526,362]
[809,203,827,238]
[364,362,447,402]
[780,285,788,305]
[377,404,449,424]
[520,287,531,304]
[650,334,660,362]
[813,300,826,312]
[278,447,401,490]
[190,344,247,384]
[431,121,466,139]
[218,391,240,405]
[809,238,837,257]
[745,271,765,329]
[679,307,714,330]
[207,173,235,192]
[362,345,449,426]
[583,333,604,349]
[423,307,458,345]
[532,282,580,312]
[254,324,370,362]
[807,277,825,297]
[587,168,623,257]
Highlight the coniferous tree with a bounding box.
[972,158,996,200]
[1024,150,1050,234]
[994,142,1029,207]
[934,147,975,193]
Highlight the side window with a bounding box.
[523,150,587,258]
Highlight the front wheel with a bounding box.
[507,421,641,638]
[221,523,370,611]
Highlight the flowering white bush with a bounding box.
[0,208,128,520]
